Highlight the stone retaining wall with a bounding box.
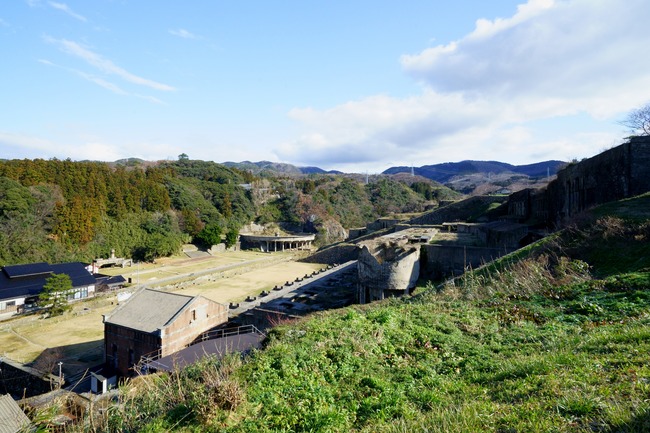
[300,244,360,265]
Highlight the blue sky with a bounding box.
[2,0,650,173]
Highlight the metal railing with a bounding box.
[140,324,265,364]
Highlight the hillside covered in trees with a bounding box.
[0,158,458,266]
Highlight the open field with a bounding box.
[178,260,324,303]
[0,250,325,375]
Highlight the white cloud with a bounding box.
[44,36,176,92]
[169,28,198,39]
[0,131,53,154]
[0,130,178,162]
[277,0,650,170]
[48,2,87,22]
[400,0,650,114]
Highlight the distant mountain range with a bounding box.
[222,160,342,175]
[383,160,567,184]
[221,159,567,184]
[115,158,566,185]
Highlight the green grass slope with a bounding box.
[59,195,650,433]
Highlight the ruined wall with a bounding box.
[554,137,650,221]
[423,244,513,279]
[506,137,650,227]
[476,222,529,249]
[409,196,506,225]
[300,244,360,265]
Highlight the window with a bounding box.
[1,301,16,311]
[128,349,135,367]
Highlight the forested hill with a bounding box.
[0,158,456,266]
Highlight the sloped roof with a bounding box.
[95,274,127,287]
[0,262,96,302]
[2,262,51,279]
[0,394,31,433]
[146,332,265,372]
[103,288,197,333]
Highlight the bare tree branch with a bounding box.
[620,103,650,136]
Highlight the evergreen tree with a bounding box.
[39,274,73,317]
[225,227,239,248]
[195,222,222,247]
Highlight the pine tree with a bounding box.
[39,273,73,317]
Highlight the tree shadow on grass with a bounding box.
[29,339,104,381]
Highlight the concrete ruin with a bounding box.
[357,243,420,303]
[92,249,132,271]
[508,136,650,226]
[239,233,315,252]
[355,228,436,303]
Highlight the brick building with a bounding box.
[103,288,228,377]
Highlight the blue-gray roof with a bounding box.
[0,262,96,302]
[2,262,51,279]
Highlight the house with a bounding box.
[0,262,97,319]
[94,275,127,293]
[0,394,31,433]
[103,288,228,377]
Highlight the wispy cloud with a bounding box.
[169,28,198,39]
[38,57,167,104]
[76,71,127,95]
[48,2,87,22]
[44,36,176,92]
[0,18,9,27]
[134,94,166,105]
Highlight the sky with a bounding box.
[2,0,650,173]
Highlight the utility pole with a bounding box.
[58,361,63,388]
